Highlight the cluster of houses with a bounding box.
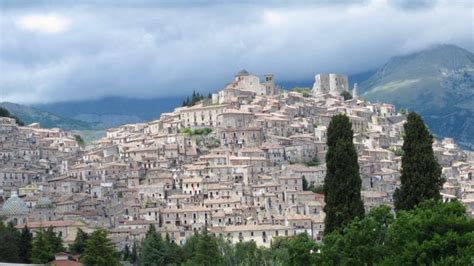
[1,70,473,251]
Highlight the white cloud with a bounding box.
[15,14,71,34]
[0,1,472,104]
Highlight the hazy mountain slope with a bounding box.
[0,102,95,130]
[33,96,184,122]
[360,44,474,149]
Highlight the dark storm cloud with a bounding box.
[0,0,472,103]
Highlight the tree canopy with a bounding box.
[81,228,119,266]
[69,228,89,255]
[0,107,24,126]
[322,200,474,265]
[182,90,211,107]
[0,222,21,263]
[31,228,55,264]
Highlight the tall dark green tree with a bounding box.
[122,244,130,262]
[69,228,89,255]
[323,114,364,234]
[140,224,166,265]
[302,176,309,191]
[0,222,21,263]
[130,241,138,265]
[31,228,54,264]
[45,226,65,253]
[19,225,33,263]
[182,232,200,262]
[163,233,183,265]
[81,228,119,266]
[193,227,222,266]
[394,112,444,211]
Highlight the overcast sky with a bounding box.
[0,0,472,104]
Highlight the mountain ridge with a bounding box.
[360,44,474,149]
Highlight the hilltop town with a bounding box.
[1,70,473,251]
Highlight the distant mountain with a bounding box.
[360,44,474,149]
[33,96,184,122]
[0,102,95,130]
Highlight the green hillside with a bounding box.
[360,44,474,149]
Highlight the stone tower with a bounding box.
[352,83,358,99]
[264,74,275,95]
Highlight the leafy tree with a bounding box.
[394,112,444,211]
[384,200,474,265]
[164,233,184,265]
[340,90,353,101]
[31,228,54,263]
[45,226,65,253]
[81,228,119,266]
[234,241,262,265]
[19,225,33,263]
[305,156,319,167]
[193,227,222,266]
[0,107,24,125]
[322,205,394,265]
[269,233,319,265]
[0,222,21,263]
[140,224,166,265]
[216,237,235,266]
[323,114,364,234]
[322,200,474,265]
[309,185,324,194]
[286,233,319,265]
[0,107,10,117]
[182,232,200,262]
[74,135,86,146]
[268,237,290,264]
[69,228,89,255]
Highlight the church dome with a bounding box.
[1,194,28,216]
[235,69,249,77]
[36,196,53,208]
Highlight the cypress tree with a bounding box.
[31,228,54,264]
[394,112,444,211]
[193,227,222,266]
[69,228,89,255]
[130,241,138,264]
[122,244,130,262]
[45,226,65,253]
[163,233,183,265]
[323,114,364,234]
[19,225,32,263]
[81,228,119,266]
[140,224,166,265]
[0,222,21,263]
